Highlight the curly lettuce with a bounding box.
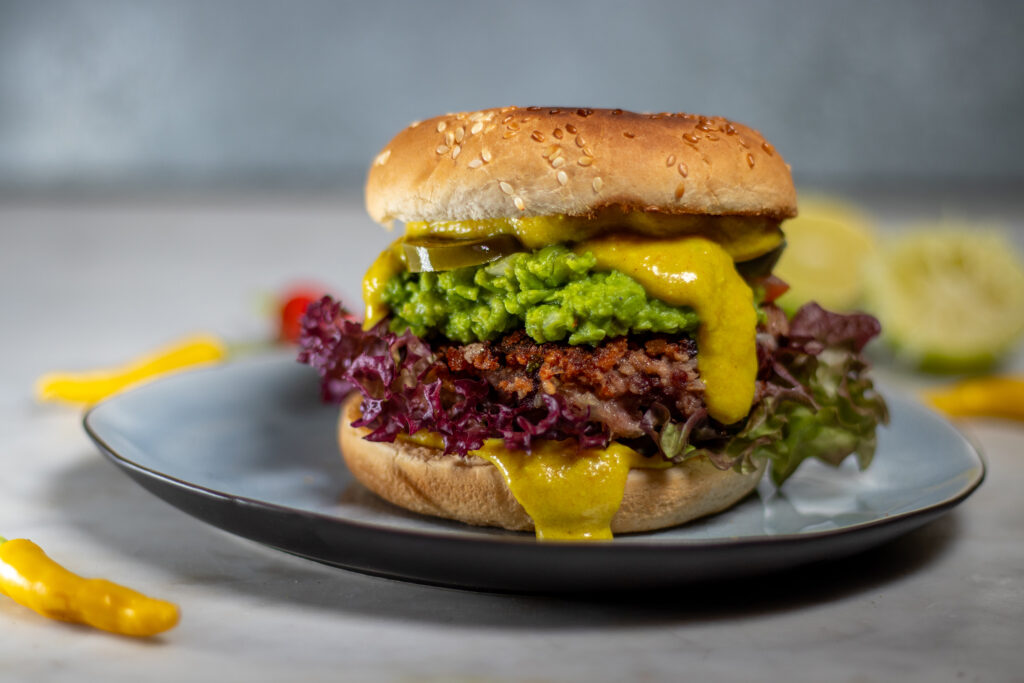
[298,296,607,454]
[653,303,889,485]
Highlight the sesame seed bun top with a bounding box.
[365,106,797,227]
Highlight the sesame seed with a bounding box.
[724,123,738,135]
[557,170,568,185]
[469,111,485,121]
[575,135,586,147]
[553,128,564,139]
[451,145,461,159]
[455,127,465,143]
[445,131,455,146]
[468,158,483,169]
[675,182,686,200]
[611,108,623,115]
[706,134,720,141]
[542,144,560,158]
[481,149,493,162]
[738,138,749,148]
[549,108,561,114]
[507,121,520,131]
[592,177,603,192]
[762,141,775,156]
[485,124,496,133]
[666,154,676,166]
[436,145,449,155]
[470,121,484,135]
[746,153,755,168]
[502,114,514,124]
[500,181,514,195]
[577,156,593,166]
[576,108,593,117]
[531,130,545,142]
[409,120,421,128]
[374,149,391,166]
[502,131,516,139]
[623,131,635,139]
[683,133,699,144]
[582,146,594,157]
[437,121,448,132]
[565,124,577,134]
[551,157,565,168]
[513,196,526,211]
[678,162,688,177]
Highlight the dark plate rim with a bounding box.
[81,355,987,556]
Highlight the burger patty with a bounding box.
[443,331,704,438]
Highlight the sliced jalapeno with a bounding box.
[402,234,525,272]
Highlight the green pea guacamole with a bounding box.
[381,245,699,345]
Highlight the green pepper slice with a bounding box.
[402,234,525,272]
[735,241,786,280]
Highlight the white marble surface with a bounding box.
[0,196,1022,682]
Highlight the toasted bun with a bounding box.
[339,395,765,535]
[366,107,796,227]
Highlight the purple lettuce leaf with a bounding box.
[297,296,609,455]
[788,302,882,354]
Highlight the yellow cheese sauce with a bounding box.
[405,210,783,261]
[578,235,757,425]
[403,432,668,541]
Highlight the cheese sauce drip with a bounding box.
[405,433,667,541]
[578,235,757,425]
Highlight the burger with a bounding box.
[298,107,888,541]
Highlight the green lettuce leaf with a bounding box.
[658,304,889,485]
[731,348,887,485]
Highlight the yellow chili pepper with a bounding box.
[0,537,179,637]
[923,376,1024,421]
[35,334,228,405]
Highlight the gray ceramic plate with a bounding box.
[84,353,984,592]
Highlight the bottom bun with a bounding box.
[338,395,766,535]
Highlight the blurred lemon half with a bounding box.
[775,196,877,314]
[864,227,1024,371]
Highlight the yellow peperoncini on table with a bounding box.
[923,376,1024,422]
[35,334,227,406]
[0,536,179,637]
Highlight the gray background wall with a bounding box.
[1,0,1022,193]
